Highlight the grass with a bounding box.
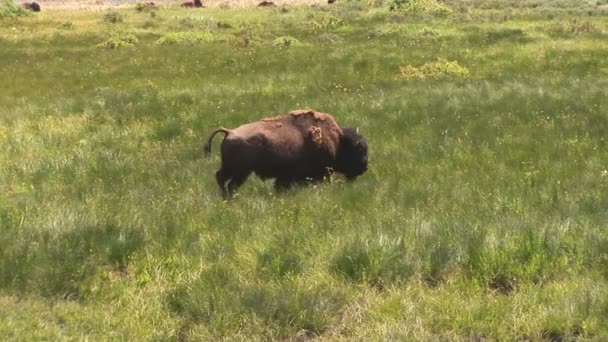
[0,0,607,340]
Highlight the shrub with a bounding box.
[174,16,238,30]
[272,36,305,48]
[59,21,75,30]
[419,27,440,36]
[386,0,453,14]
[400,58,470,80]
[216,20,232,29]
[367,0,385,7]
[96,34,138,49]
[566,18,599,34]
[103,11,124,24]
[549,18,601,37]
[176,15,204,29]
[235,31,262,47]
[312,14,344,31]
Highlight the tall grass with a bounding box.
[1,0,607,339]
[0,0,29,18]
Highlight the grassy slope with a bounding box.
[1,1,608,340]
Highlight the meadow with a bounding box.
[1,0,607,340]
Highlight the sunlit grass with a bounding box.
[1,0,607,339]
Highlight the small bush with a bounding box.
[176,16,204,29]
[566,18,599,34]
[175,16,239,31]
[312,14,344,31]
[103,11,124,24]
[386,0,453,14]
[367,0,385,7]
[59,21,75,30]
[272,36,305,47]
[400,58,470,80]
[549,18,601,37]
[234,31,262,47]
[216,20,232,29]
[419,27,440,36]
[97,34,138,49]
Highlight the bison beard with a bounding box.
[204,110,368,198]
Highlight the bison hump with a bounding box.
[289,109,327,121]
[288,109,342,137]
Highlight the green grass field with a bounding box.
[1,0,607,340]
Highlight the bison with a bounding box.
[181,0,203,7]
[257,1,276,6]
[22,2,40,11]
[203,109,368,197]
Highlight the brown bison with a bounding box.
[181,0,203,7]
[22,2,40,11]
[204,110,368,197]
[257,1,276,6]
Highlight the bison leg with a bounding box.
[227,172,250,197]
[274,178,293,192]
[215,168,230,198]
[275,177,306,192]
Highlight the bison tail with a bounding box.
[203,128,230,158]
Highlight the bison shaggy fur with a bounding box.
[204,109,368,197]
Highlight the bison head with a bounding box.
[335,127,368,180]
